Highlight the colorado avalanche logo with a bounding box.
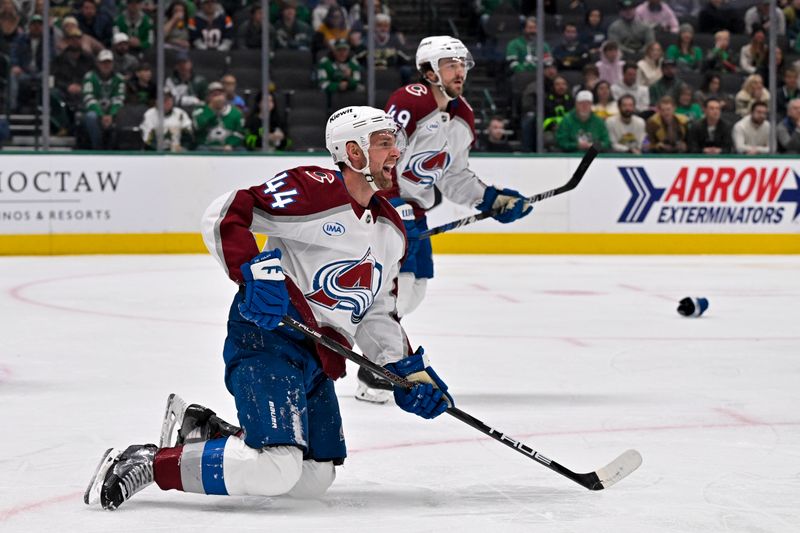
[401,150,451,188]
[305,249,383,324]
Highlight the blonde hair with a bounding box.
[743,74,764,95]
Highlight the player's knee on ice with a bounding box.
[288,460,336,498]
[224,439,303,496]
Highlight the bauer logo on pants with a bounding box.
[305,249,383,324]
[617,165,800,225]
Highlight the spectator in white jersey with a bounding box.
[606,94,646,153]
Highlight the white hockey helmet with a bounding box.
[325,106,405,189]
[415,35,474,99]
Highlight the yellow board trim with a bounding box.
[0,233,797,255]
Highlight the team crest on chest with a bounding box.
[305,249,383,324]
[402,150,451,188]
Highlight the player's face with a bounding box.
[437,57,467,98]
[367,130,402,189]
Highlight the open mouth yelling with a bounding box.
[381,163,395,180]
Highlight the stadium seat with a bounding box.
[375,69,401,91]
[289,124,325,151]
[228,49,261,70]
[720,72,745,94]
[680,71,703,92]
[271,49,314,71]
[238,68,270,92]
[114,104,147,150]
[189,50,230,73]
[692,33,715,52]
[288,89,324,109]
[330,91,368,109]
[272,67,315,90]
[586,0,621,16]
[289,107,329,126]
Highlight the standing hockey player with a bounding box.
[355,36,534,403]
[84,106,454,511]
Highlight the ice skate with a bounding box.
[354,366,393,404]
[85,444,157,510]
[84,447,123,505]
[159,393,187,448]
[100,444,157,510]
[160,393,241,446]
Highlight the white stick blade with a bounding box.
[594,449,643,489]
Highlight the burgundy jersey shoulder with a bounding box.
[245,165,348,216]
[384,83,438,138]
[448,95,476,142]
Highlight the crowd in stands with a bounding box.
[502,0,800,154]
[0,0,798,154]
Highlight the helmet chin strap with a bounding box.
[344,150,381,192]
[430,66,467,102]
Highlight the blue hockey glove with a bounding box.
[478,186,533,224]
[388,197,420,258]
[238,249,289,331]
[384,348,453,419]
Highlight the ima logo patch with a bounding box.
[401,150,451,188]
[305,249,383,324]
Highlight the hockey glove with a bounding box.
[238,249,289,331]
[384,348,453,419]
[478,186,533,224]
[389,197,420,258]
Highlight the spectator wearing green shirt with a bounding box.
[675,84,703,122]
[505,16,551,73]
[556,90,611,152]
[703,30,737,73]
[82,49,125,149]
[317,39,363,95]
[113,0,154,52]
[192,81,245,151]
[666,24,702,73]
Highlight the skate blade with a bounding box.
[355,383,392,404]
[159,393,187,448]
[84,448,122,505]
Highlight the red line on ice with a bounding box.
[8,273,218,327]
[0,490,83,522]
[2,418,796,521]
[714,407,765,425]
[469,283,522,303]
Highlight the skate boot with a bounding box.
[354,366,393,404]
[160,393,241,447]
[85,444,157,510]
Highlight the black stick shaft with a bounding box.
[280,315,603,490]
[418,147,598,239]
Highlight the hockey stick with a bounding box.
[280,315,642,490]
[417,146,598,239]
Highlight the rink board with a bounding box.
[1,153,798,254]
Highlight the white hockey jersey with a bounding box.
[202,165,412,379]
[384,82,487,217]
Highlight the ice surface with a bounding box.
[1,254,799,532]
